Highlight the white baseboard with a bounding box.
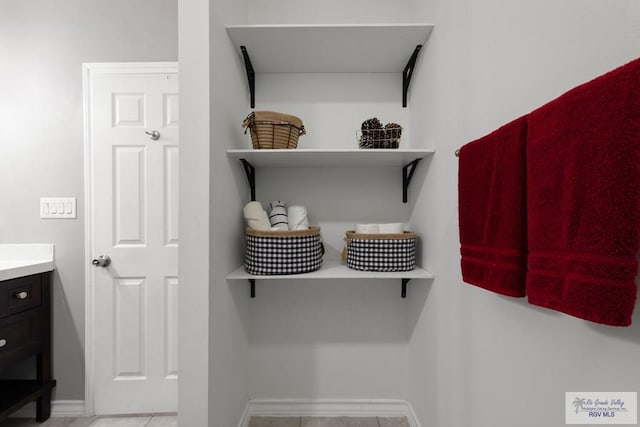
[238,399,421,427]
[53,400,86,417]
[9,400,86,418]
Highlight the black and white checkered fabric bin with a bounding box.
[346,230,417,272]
[245,227,323,275]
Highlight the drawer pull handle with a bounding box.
[15,291,29,300]
[0,339,6,348]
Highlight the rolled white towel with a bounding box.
[379,223,404,234]
[243,201,271,231]
[269,201,289,230]
[355,223,380,234]
[288,205,309,230]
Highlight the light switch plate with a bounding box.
[40,197,76,219]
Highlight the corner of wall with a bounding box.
[208,1,252,425]
[178,0,213,425]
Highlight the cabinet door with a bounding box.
[0,308,43,366]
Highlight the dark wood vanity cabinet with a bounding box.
[0,271,56,422]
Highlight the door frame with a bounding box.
[82,62,178,416]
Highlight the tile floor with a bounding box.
[3,414,176,427]
[248,416,410,427]
[5,415,409,426]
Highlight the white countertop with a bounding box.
[0,244,55,281]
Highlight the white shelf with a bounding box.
[227,148,434,168]
[226,259,434,281]
[226,24,434,73]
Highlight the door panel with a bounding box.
[114,277,146,379]
[164,276,179,379]
[113,93,146,127]
[113,146,147,245]
[164,146,179,246]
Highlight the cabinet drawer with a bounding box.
[0,308,43,366]
[0,275,42,318]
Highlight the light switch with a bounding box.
[40,197,76,219]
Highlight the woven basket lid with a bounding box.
[253,111,303,128]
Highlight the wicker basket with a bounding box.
[242,111,306,149]
[345,230,416,272]
[357,126,402,149]
[245,227,323,275]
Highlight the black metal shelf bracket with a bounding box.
[240,159,256,201]
[249,279,256,298]
[402,45,423,108]
[402,278,411,298]
[402,158,422,203]
[241,46,256,108]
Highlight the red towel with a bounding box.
[527,58,640,326]
[458,116,528,297]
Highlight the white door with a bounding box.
[85,63,179,415]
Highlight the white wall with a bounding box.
[407,1,470,425]
[408,0,640,426]
[0,0,177,401]
[178,0,211,424]
[178,0,253,424]
[209,0,252,425]
[247,0,411,25]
